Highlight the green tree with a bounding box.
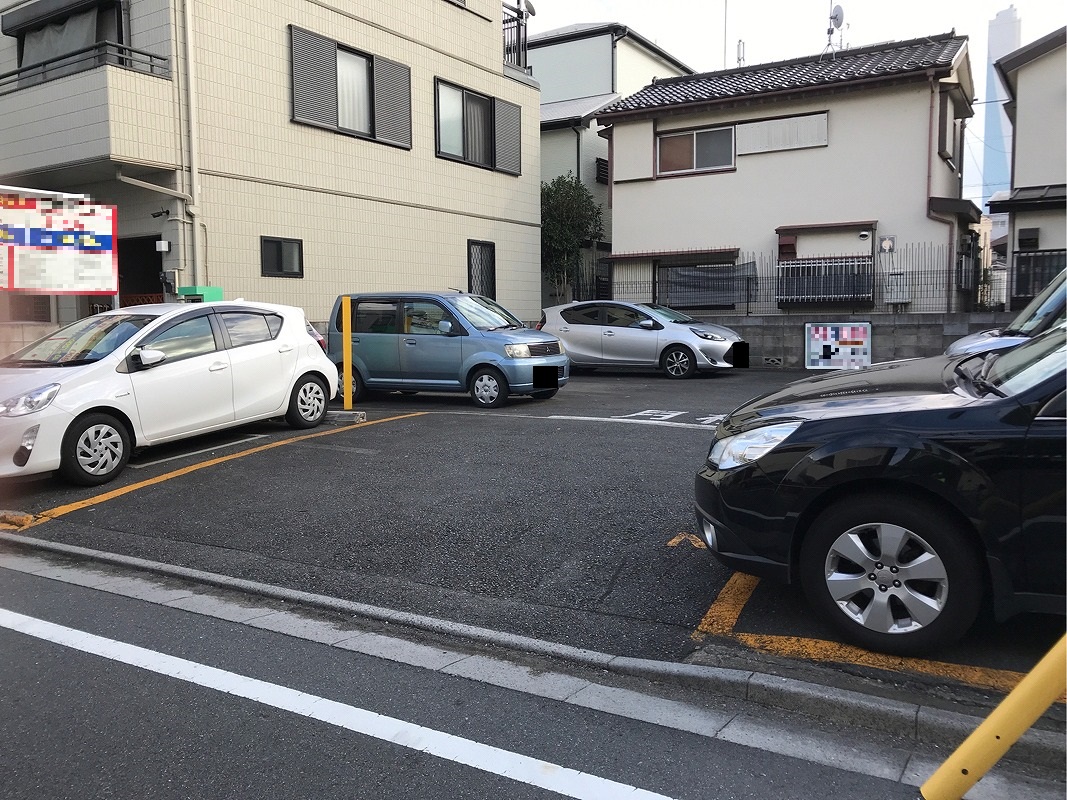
[541,173,603,302]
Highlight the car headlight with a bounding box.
[556,340,565,354]
[708,421,803,469]
[0,383,61,417]
[690,327,726,342]
[504,344,532,358]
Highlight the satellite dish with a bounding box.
[524,0,537,16]
[830,5,844,30]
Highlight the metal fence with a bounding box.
[581,243,1061,316]
[0,41,170,95]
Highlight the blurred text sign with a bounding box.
[1,190,118,294]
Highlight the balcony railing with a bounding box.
[1012,250,1066,303]
[776,256,875,305]
[502,3,530,72]
[0,41,170,96]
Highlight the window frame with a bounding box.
[434,78,521,175]
[657,126,735,176]
[260,236,304,279]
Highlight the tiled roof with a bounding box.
[598,32,966,118]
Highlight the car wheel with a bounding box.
[470,367,509,408]
[286,374,329,428]
[799,495,982,656]
[661,345,696,378]
[59,413,130,486]
[530,389,558,400]
[337,365,368,402]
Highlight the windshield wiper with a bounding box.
[954,362,1007,398]
[0,358,56,367]
[487,324,522,331]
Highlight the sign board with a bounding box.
[1,190,118,294]
[805,322,872,369]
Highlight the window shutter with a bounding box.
[493,99,521,175]
[373,56,412,149]
[290,26,337,128]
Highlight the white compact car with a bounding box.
[0,300,337,486]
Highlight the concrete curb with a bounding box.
[1,528,1063,771]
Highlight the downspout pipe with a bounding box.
[926,71,956,308]
[182,0,202,288]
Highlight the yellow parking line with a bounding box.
[26,413,427,527]
[692,571,760,638]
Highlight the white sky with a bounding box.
[525,1,1066,204]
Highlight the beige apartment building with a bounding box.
[0,0,542,341]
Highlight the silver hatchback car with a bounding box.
[538,301,748,377]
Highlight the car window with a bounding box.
[220,312,279,347]
[987,325,1067,395]
[1006,270,1066,336]
[3,314,155,364]
[403,301,453,335]
[637,303,693,323]
[560,305,602,325]
[450,295,523,331]
[604,305,647,328]
[142,316,218,361]
[351,300,398,334]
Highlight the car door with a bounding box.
[600,304,661,366]
[1019,388,1067,596]
[557,304,606,364]
[129,312,234,440]
[398,299,464,388]
[218,309,296,420]
[350,299,401,383]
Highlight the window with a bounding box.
[403,301,454,335]
[3,0,123,83]
[561,305,603,325]
[595,157,609,184]
[658,128,734,174]
[351,300,398,334]
[8,294,51,322]
[220,312,280,347]
[435,80,522,175]
[290,26,411,149]
[468,240,496,298]
[603,305,646,327]
[261,237,303,278]
[143,316,217,362]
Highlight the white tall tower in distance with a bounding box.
[984,6,1021,230]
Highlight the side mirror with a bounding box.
[137,348,167,367]
[438,320,453,335]
[638,319,656,330]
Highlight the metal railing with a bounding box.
[0,41,170,96]
[502,3,530,72]
[1012,250,1066,303]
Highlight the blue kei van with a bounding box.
[326,291,569,408]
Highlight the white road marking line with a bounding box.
[127,435,269,468]
[547,415,712,429]
[0,609,678,800]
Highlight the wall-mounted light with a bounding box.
[156,240,170,252]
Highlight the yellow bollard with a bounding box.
[921,633,1066,799]
[341,295,353,411]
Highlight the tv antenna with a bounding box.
[737,39,745,67]
[821,4,845,61]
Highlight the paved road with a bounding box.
[1,367,1064,717]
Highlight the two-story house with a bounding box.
[594,32,983,321]
[988,26,1066,303]
[527,22,691,303]
[0,0,541,342]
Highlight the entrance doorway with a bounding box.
[117,236,164,306]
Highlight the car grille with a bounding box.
[557,365,566,378]
[528,341,562,357]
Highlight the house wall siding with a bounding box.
[615,39,687,97]
[528,33,612,103]
[1013,46,1067,188]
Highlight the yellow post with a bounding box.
[341,295,353,411]
[921,633,1066,799]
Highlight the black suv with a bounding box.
[695,324,1066,655]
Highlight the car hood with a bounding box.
[724,356,975,431]
[944,329,1029,356]
[482,327,561,344]
[0,364,91,398]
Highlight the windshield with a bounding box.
[1,314,156,366]
[450,295,524,331]
[985,323,1067,395]
[1005,270,1066,335]
[636,303,694,323]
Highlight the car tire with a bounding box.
[530,389,558,400]
[470,367,509,408]
[58,413,131,486]
[661,345,697,378]
[337,365,368,402]
[286,374,329,428]
[799,495,982,656]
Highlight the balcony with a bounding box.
[0,42,179,182]
[502,3,530,73]
[776,256,875,306]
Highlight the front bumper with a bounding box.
[498,356,570,394]
[696,340,749,369]
[693,462,792,582]
[0,406,72,479]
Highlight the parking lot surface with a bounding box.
[1,367,1064,719]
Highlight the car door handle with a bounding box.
[603,331,615,337]
[278,344,293,353]
[352,336,360,344]
[404,338,417,346]
[559,326,570,332]
[209,362,229,372]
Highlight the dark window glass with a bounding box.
[143,316,217,361]
[467,240,496,299]
[695,128,733,168]
[561,306,603,325]
[261,237,303,278]
[658,134,693,172]
[604,305,645,327]
[353,300,398,333]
